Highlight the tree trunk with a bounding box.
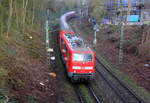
[32,0,35,26]
[0,3,3,37]
[0,12,3,38]
[7,0,13,38]
[22,0,29,33]
[14,0,19,29]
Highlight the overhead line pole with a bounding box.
[127,0,131,16]
[119,0,124,64]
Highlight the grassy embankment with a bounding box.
[0,0,48,102]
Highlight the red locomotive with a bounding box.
[59,11,96,81]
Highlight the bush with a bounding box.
[139,41,150,58]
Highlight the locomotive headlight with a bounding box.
[85,67,93,69]
[73,66,81,69]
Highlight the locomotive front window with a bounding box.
[84,54,92,61]
[73,53,92,62]
[73,54,83,61]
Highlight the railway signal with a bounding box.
[93,24,99,46]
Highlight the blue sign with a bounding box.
[127,15,139,22]
[112,0,142,6]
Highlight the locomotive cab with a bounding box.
[59,11,96,81]
[68,51,95,80]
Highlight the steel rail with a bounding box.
[87,84,101,103]
[73,85,85,103]
[96,66,127,103]
[96,57,145,103]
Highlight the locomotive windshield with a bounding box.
[73,53,92,62]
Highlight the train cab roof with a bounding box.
[63,33,92,52]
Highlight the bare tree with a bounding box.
[14,0,19,29]
[7,0,13,38]
[89,0,106,21]
[0,3,3,37]
[32,0,35,26]
[0,15,3,37]
[22,0,29,33]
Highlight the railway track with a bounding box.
[48,12,146,103]
[49,25,100,103]
[96,58,145,103]
[49,25,101,103]
[74,84,102,103]
[87,84,102,103]
[74,85,85,103]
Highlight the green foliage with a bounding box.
[0,67,9,77]
[0,89,9,103]
[26,95,37,103]
[0,89,18,103]
[64,0,77,10]
[89,0,107,21]
[47,0,78,13]
[0,0,48,37]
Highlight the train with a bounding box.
[59,11,96,81]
